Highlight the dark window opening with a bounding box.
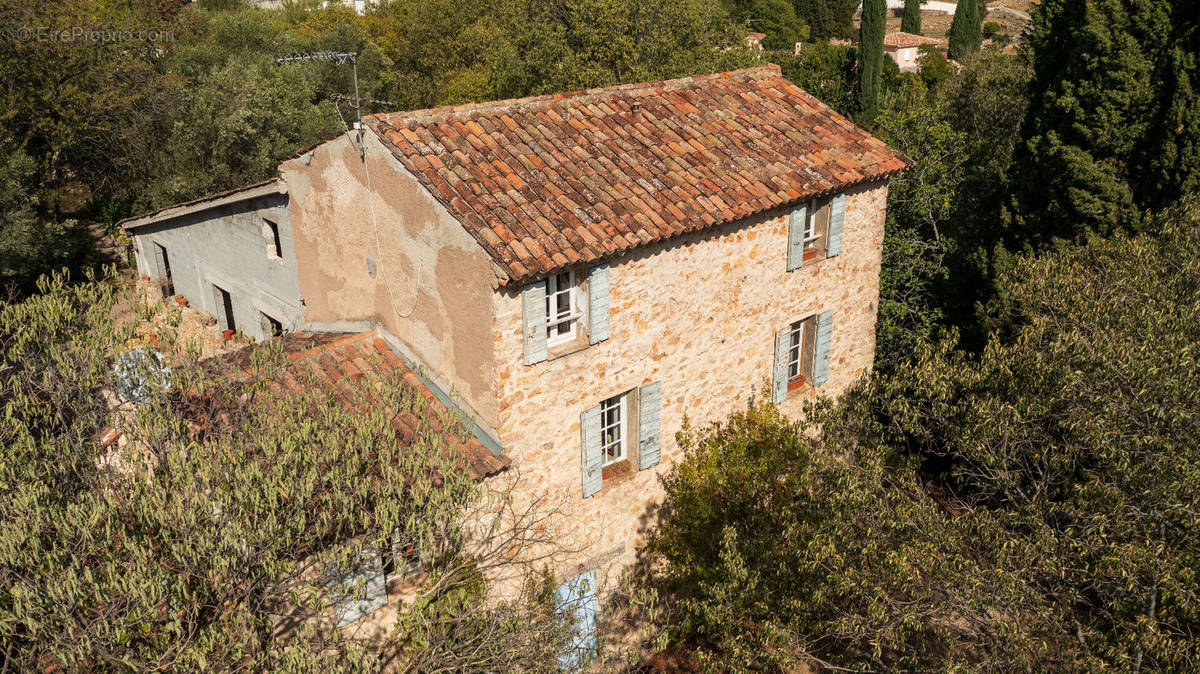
[262,313,283,337]
[212,285,235,332]
[265,219,283,259]
[153,243,174,298]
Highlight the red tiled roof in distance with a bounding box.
[884,32,941,48]
[366,64,910,285]
[216,331,508,481]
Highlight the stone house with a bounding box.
[884,31,941,72]
[122,64,907,630]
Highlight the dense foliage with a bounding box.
[1010,0,1200,243]
[901,0,922,35]
[947,0,982,60]
[0,275,570,671]
[0,0,753,290]
[855,0,885,124]
[7,0,1200,669]
[793,0,859,40]
[651,202,1200,670]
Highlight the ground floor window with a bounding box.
[212,285,235,332]
[599,393,627,466]
[785,316,816,389]
[262,313,283,337]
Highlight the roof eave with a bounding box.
[120,177,288,231]
[498,165,910,287]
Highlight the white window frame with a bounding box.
[546,270,583,347]
[599,393,627,467]
[786,320,805,381]
[804,199,823,250]
[786,317,817,383]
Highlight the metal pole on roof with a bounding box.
[274,51,363,152]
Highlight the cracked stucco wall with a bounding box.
[281,132,500,430]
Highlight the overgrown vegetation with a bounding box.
[5,0,1200,670]
[0,273,572,670]
[0,0,754,291]
[650,203,1200,670]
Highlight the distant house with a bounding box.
[122,64,908,626]
[884,32,941,72]
[745,32,766,52]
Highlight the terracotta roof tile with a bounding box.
[217,332,508,481]
[367,65,908,284]
[884,32,941,48]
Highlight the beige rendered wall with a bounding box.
[281,133,502,429]
[888,46,921,72]
[490,181,889,584]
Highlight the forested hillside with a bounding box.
[2,0,1199,670]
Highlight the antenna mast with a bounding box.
[275,51,364,154]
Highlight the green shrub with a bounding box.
[649,400,1055,671]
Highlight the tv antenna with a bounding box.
[275,51,365,154]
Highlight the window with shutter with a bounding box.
[546,271,582,347]
[580,405,603,497]
[774,315,820,401]
[772,327,790,403]
[827,194,846,257]
[813,311,834,386]
[524,264,610,364]
[789,195,844,268]
[521,281,548,365]
[786,202,808,271]
[555,569,598,670]
[587,264,610,344]
[638,382,662,470]
[327,548,388,627]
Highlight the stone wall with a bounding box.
[489,180,889,585]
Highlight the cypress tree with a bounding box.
[1010,0,1200,242]
[856,0,885,125]
[947,0,981,60]
[901,0,922,35]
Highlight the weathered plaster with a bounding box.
[131,193,302,342]
[281,133,500,431]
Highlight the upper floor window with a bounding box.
[599,392,628,466]
[546,270,582,347]
[804,196,831,258]
[522,264,610,366]
[787,193,844,271]
[264,218,283,260]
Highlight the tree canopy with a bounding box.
[649,200,1200,670]
[1010,0,1200,243]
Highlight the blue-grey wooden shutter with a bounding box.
[813,311,834,386]
[555,569,598,671]
[587,264,610,344]
[328,548,387,627]
[826,193,846,257]
[786,202,808,271]
[580,406,602,497]
[638,382,662,470]
[522,281,548,365]
[772,328,789,404]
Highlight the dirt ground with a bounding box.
[116,273,246,361]
[865,1,1034,53]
